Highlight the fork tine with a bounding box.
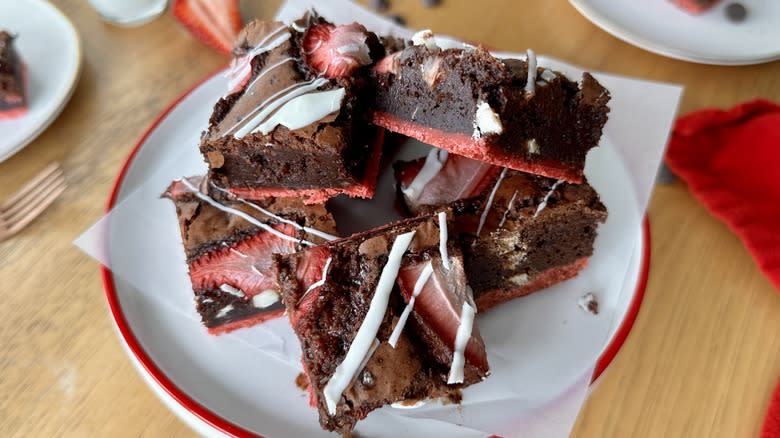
[1,168,64,220]
[6,180,66,234]
[5,175,66,225]
[0,163,61,211]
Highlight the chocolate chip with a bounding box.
[725,3,747,22]
[420,0,441,7]
[389,14,406,26]
[656,163,677,184]
[369,0,390,11]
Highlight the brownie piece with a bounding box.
[163,176,338,334]
[395,152,608,311]
[373,30,610,183]
[0,31,26,119]
[669,0,721,14]
[275,212,489,433]
[200,13,387,204]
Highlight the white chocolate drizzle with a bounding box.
[525,48,537,94]
[541,69,556,82]
[219,284,245,298]
[473,101,503,139]
[231,77,333,138]
[229,248,248,258]
[226,28,291,92]
[253,87,345,135]
[323,231,416,415]
[211,183,339,241]
[240,56,295,96]
[388,261,434,348]
[475,167,508,239]
[498,190,518,229]
[402,148,448,202]
[533,180,563,218]
[447,301,476,384]
[298,256,333,304]
[178,178,313,246]
[438,211,450,270]
[253,290,280,308]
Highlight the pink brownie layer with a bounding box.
[372,111,583,183]
[206,308,285,335]
[229,129,385,205]
[475,257,589,312]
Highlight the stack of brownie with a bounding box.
[164,12,610,434]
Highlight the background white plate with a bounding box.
[0,0,82,162]
[97,58,649,436]
[569,0,780,65]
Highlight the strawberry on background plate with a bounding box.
[172,0,242,56]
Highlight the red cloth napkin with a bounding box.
[763,376,780,438]
[665,99,780,292]
[665,99,780,438]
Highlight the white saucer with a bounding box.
[569,0,780,65]
[0,0,82,162]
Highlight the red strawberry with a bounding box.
[189,224,298,296]
[397,153,500,211]
[396,257,489,373]
[289,246,332,326]
[302,23,372,78]
[172,0,241,56]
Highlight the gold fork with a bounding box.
[0,163,66,241]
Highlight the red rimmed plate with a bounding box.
[99,58,650,437]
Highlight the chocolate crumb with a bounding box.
[369,0,390,11]
[295,372,308,391]
[388,14,406,26]
[578,292,599,315]
[656,162,677,184]
[725,3,747,22]
[440,389,463,405]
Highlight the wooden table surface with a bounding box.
[1,0,779,436]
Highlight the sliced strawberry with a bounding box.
[397,153,500,211]
[302,23,372,78]
[290,246,332,326]
[226,54,252,93]
[396,257,489,373]
[172,0,241,56]
[189,224,297,296]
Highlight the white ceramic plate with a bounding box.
[99,57,650,437]
[0,0,82,162]
[569,0,780,65]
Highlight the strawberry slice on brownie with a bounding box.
[164,176,338,334]
[172,0,242,56]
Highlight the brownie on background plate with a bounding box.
[0,31,27,119]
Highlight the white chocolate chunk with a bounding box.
[252,290,280,308]
[473,101,503,139]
